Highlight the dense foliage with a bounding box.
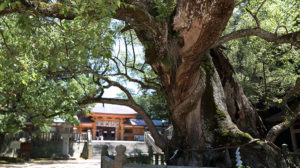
[224,0,299,108]
[135,91,168,120]
[0,11,116,133]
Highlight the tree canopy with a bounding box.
[225,0,299,105]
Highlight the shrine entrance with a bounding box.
[96,127,116,140]
[77,104,140,140]
[94,120,119,140]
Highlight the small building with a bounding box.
[76,103,167,141]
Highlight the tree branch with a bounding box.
[0,28,23,65]
[129,30,136,66]
[214,28,300,48]
[0,1,77,19]
[280,78,300,105]
[255,0,267,16]
[124,37,128,74]
[0,0,162,37]
[109,57,161,91]
[246,8,260,28]
[0,29,14,56]
[266,77,300,142]
[266,105,300,142]
[245,0,267,28]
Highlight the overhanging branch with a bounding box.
[214,28,300,48]
[0,0,77,19]
[266,106,300,142]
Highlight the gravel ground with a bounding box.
[0,159,100,168]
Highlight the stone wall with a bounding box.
[0,140,20,157]
[0,133,86,159]
[31,141,86,158]
[30,141,63,158]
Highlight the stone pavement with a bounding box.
[0,159,100,168]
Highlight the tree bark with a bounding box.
[163,51,290,167]
[211,48,266,138]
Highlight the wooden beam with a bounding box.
[290,126,298,152]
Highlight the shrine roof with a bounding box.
[88,103,137,115]
[78,117,94,123]
[152,120,166,127]
[126,119,168,126]
[128,119,146,126]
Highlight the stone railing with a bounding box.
[144,131,163,153]
[101,145,213,168]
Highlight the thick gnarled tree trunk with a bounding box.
[164,50,288,167]
[115,0,292,167]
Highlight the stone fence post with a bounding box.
[101,145,109,157]
[101,145,109,168]
[61,133,72,156]
[282,143,289,156]
[113,145,127,168]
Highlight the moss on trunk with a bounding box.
[167,53,290,167]
[201,53,251,146]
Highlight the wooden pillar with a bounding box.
[92,124,97,140]
[76,126,81,133]
[116,126,119,140]
[117,118,121,140]
[120,119,124,140]
[290,126,297,152]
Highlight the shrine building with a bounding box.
[76,103,146,141]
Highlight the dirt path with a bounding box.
[0,159,100,168]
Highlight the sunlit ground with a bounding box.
[0,158,100,168]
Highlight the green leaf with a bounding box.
[0,2,7,11]
[22,79,28,86]
[116,0,121,7]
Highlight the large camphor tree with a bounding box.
[0,0,299,167]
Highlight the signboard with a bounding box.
[81,123,93,127]
[96,121,119,127]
